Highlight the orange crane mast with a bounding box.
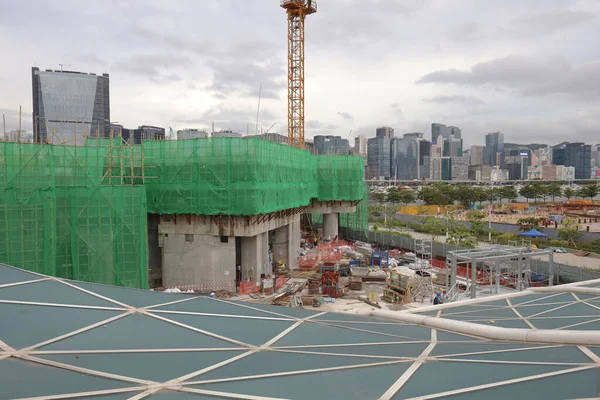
[280,0,317,149]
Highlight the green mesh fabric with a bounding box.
[340,184,369,233]
[142,137,363,215]
[0,138,364,288]
[0,143,148,289]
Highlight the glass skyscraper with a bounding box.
[32,67,110,145]
[484,132,505,167]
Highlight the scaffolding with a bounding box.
[410,239,434,302]
[445,245,554,302]
[0,137,365,289]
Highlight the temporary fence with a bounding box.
[0,138,364,289]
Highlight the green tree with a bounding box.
[558,217,583,246]
[517,217,544,232]
[563,187,576,202]
[547,183,562,203]
[578,185,600,203]
[418,216,446,242]
[419,184,453,205]
[466,210,487,238]
[536,184,550,203]
[501,186,518,203]
[519,185,536,202]
[472,186,488,207]
[454,186,477,208]
[447,229,478,249]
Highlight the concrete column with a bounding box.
[323,213,339,239]
[271,221,302,270]
[241,232,269,282]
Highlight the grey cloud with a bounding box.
[448,21,482,42]
[417,55,600,100]
[0,108,32,132]
[424,95,487,106]
[206,59,285,100]
[175,105,278,134]
[336,111,353,120]
[306,120,339,132]
[112,54,193,83]
[510,10,595,36]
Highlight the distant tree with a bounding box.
[563,187,576,202]
[418,216,446,242]
[547,183,563,203]
[447,230,478,249]
[419,184,453,205]
[517,217,544,232]
[486,187,501,204]
[472,186,488,207]
[558,217,583,246]
[578,185,600,203]
[519,185,536,202]
[501,186,518,203]
[466,210,487,238]
[454,186,476,208]
[536,184,550,203]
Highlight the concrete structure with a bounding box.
[542,165,575,181]
[314,135,349,155]
[527,166,542,180]
[403,132,424,140]
[484,132,505,167]
[32,67,110,144]
[367,136,391,180]
[469,145,484,166]
[108,124,165,144]
[307,201,357,239]
[468,164,492,181]
[177,129,208,140]
[259,132,288,144]
[212,130,241,138]
[552,142,592,180]
[158,211,304,288]
[490,167,509,181]
[376,126,394,139]
[450,156,469,181]
[353,134,367,156]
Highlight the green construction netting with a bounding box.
[0,138,364,288]
[340,184,369,234]
[142,137,363,215]
[0,143,148,289]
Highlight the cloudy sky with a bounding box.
[1,0,599,146]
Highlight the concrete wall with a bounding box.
[147,215,162,288]
[158,213,301,237]
[161,233,236,291]
[241,232,269,281]
[307,201,357,214]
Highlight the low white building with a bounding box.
[490,167,509,182]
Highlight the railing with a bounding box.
[280,0,318,11]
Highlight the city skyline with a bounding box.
[0,0,598,145]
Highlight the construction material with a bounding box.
[348,276,362,291]
[382,271,411,305]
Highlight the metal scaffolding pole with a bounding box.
[471,257,477,299]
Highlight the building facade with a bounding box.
[468,165,492,181]
[314,135,350,155]
[390,138,419,180]
[484,132,505,167]
[367,137,391,180]
[353,134,367,156]
[32,67,110,145]
[450,156,469,181]
[177,129,208,140]
[376,126,394,139]
[490,167,509,182]
[469,145,484,166]
[542,165,575,181]
[552,142,592,180]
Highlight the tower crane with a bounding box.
[280,0,317,148]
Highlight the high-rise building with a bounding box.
[431,123,449,144]
[469,146,484,166]
[177,129,208,140]
[376,126,394,139]
[258,132,287,144]
[484,132,505,167]
[403,132,424,140]
[542,165,575,181]
[314,135,349,155]
[490,167,509,182]
[390,138,419,180]
[32,67,110,144]
[353,134,367,156]
[468,165,492,181]
[451,156,469,181]
[448,126,462,139]
[367,137,391,180]
[591,144,600,170]
[505,150,531,180]
[418,139,431,179]
[552,142,591,180]
[441,157,452,181]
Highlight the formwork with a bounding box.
[0,137,364,289]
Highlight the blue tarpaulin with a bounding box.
[519,228,549,238]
